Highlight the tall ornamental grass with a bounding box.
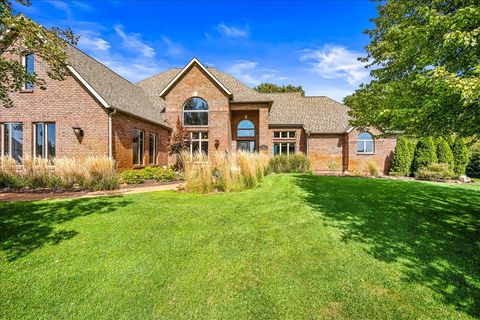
[181,150,270,193]
[0,155,118,191]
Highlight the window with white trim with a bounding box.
[273,142,295,156]
[273,131,296,139]
[34,123,56,160]
[357,132,374,154]
[2,123,23,163]
[24,53,34,90]
[148,133,158,165]
[183,97,208,126]
[190,131,208,155]
[133,129,145,165]
[237,120,255,137]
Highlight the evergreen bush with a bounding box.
[436,137,454,169]
[412,137,437,174]
[452,138,469,176]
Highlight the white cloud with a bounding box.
[226,60,260,85]
[217,23,249,38]
[226,61,286,86]
[161,36,183,56]
[300,45,368,85]
[114,25,156,58]
[78,31,110,52]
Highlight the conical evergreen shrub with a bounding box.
[436,137,454,169]
[452,138,469,176]
[390,137,415,176]
[412,137,437,174]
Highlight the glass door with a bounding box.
[237,140,255,152]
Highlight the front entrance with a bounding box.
[237,140,255,153]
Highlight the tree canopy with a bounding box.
[344,0,480,138]
[1,0,77,108]
[254,83,305,96]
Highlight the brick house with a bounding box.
[1,44,396,173]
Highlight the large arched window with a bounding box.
[357,132,374,154]
[237,120,255,137]
[183,97,208,126]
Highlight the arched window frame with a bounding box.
[183,97,208,126]
[357,132,375,154]
[237,120,255,138]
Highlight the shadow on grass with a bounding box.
[295,175,480,317]
[0,197,132,262]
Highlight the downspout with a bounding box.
[306,130,311,157]
[108,109,117,159]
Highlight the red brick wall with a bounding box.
[346,128,396,175]
[111,112,170,170]
[163,64,231,159]
[1,51,109,159]
[307,134,345,173]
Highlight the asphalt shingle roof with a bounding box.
[65,45,169,127]
[137,66,352,134]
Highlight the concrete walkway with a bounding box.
[0,183,181,202]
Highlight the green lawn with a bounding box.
[1,175,479,319]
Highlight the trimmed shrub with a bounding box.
[412,137,437,173]
[415,163,454,181]
[466,150,480,178]
[452,138,469,176]
[366,160,379,177]
[390,137,416,176]
[120,167,179,184]
[436,137,454,169]
[269,154,310,174]
[120,169,144,184]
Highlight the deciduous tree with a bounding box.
[1,0,77,108]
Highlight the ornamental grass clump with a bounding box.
[212,151,244,192]
[22,156,54,188]
[180,151,214,193]
[84,156,118,191]
[0,156,23,188]
[54,157,86,188]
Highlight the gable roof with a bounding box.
[138,62,352,134]
[158,58,233,98]
[65,45,169,128]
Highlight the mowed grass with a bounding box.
[0,175,479,319]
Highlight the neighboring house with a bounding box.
[1,44,396,173]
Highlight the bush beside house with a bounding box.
[390,137,416,176]
[412,137,437,173]
[452,138,469,176]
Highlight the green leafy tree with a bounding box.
[452,138,469,175]
[436,137,454,169]
[344,0,480,137]
[412,137,437,173]
[254,83,305,96]
[1,1,77,108]
[389,136,415,176]
[466,150,480,178]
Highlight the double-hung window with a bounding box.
[2,123,23,163]
[34,123,56,160]
[149,133,158,165]
[133,129,145,165]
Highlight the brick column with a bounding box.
[258,108,269,154]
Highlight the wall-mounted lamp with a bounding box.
[72,126,84,139]
[215,139,220,149]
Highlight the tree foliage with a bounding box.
[436,137,454,168]
[1,0,77,108]
[452,137,469,175]
[389,136,416,176]
[344,0,480,137]
[254,83,305,96]
[168,117,190,156]
[412,137,437,173]
[466,147,480,178]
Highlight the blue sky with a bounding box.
[15,0,378,102]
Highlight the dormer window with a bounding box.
[23,53,35,90]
